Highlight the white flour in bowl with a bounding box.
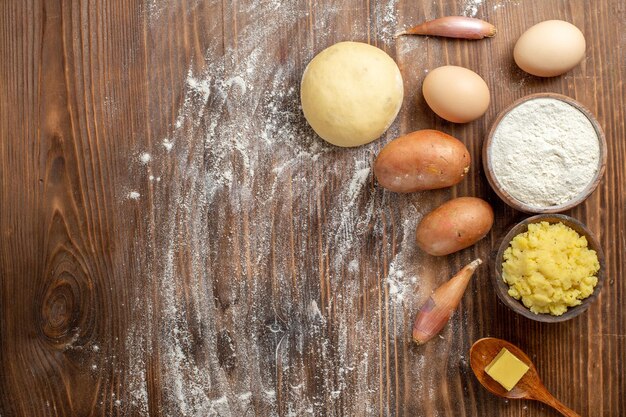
[489,97,600,209]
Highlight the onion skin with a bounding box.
[396,16,497,40]
[413,259,482,345]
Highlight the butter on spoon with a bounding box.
[484,347,529,391]
[470,338,581,417]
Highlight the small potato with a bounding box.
[416,197,494,256]
[374,130,470,193]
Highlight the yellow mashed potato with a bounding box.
[502,221,599,316]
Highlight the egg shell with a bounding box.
[514,20,586,77]
[422,66,490,123]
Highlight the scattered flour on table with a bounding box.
[121,0,441,416]
[378,0,399,41]
[462,0,483,17]
[332,160,374,267]
[492,0,521,11]
[385,206,424,305]
[139,152,152,164]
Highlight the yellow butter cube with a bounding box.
[485,348,530,391]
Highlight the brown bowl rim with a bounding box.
[482,92,607,214]
[492,214,606,323]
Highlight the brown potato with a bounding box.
[416,197,494,256]
[374,129,470,193]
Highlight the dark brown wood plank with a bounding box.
[0,0,623,416]
[0,0,150,415]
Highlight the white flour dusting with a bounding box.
[462,0,484,17]
[492,0,521,11]
[186,76,212,102]
[332,159,374,267]
[378,0,399,41]
[139,153,152,164]
[121,0,435,416]
[385,207,425,305]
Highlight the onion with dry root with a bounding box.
[413,259,482,345]
[396,16,496,40]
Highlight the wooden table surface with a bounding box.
[0,0,624,416]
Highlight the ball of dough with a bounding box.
[301,42,404,147]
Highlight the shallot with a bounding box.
[396,16,496,40]
[413,259,482,345]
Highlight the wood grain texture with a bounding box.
[0,0,624,416]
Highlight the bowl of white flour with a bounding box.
[483,93,607,213]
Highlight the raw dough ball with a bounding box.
[301,42,404,147]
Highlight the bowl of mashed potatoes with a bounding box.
[492,214,605,322]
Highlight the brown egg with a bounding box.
[422,66,490,123]
[514,20,586,77]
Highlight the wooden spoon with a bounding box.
[470,338,581,417]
